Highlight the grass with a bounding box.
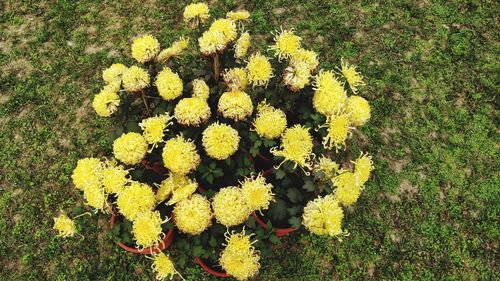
[0,0,498,280]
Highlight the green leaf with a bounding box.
[288,217,301,228]
[249,146,260,157]
[302,179,316,192]
[245,216,256,229]
[249,131,259,142]
[212,168,224,178]
[209,237,217,247]
[192,245,203,257]
[287,188,302,203]
[269,234,280,244]
[275,169,286,180]
[269,199,287,221]
[287,206,301,216]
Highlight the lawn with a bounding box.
[0,0,498,280]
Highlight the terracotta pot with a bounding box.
[252,211,298,237]
[194,257,230,278]
[110,213,175,255]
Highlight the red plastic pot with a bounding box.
[194,257,230,278]
[110,213,175,255]
[141,160,168,177]
[252,211,298,237]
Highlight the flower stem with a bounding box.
[213,54,220,82]
[141,89,151,117]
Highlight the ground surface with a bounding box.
[0,0,498,280]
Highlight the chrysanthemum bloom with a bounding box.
[162,135,201,175]
[270,125,314,170]
[198,29,226,56]
[139,113,173,147]
[312,70,347,116]
[155,172,189,203]
[131,34,160,63]
[220,230,260,280]
[345,95,371,126]
[102,79,121,93]
[167,179,198,205]
[116,182,155,221]
[155,67,183,101]
[92,88,120,117]
[234,32,250,59]
[290,48,319,72]
[132,210,164,248]
[226,10,251,21]
[113,132,148,165]
[71,157,103,191]
[302,194,345,237]
[53,213,77,238]
[246,53,273,87]
[191,79,210,100]
[202,122,240,160]
[270,28,301,61]
[353,153,373,185]
[333,172,362,206]
[241,174,274,212]
[122,66,150,92]
[212,187,251,227]
[101,161,129,194]
[173,194,212,235]
[253,101,287,139]
[183,3,210,25]
[157,37,190,62]
[315,156,340,180]
[340,58,365,93]
[83,183,107,210]
[223,67,249,91]
[283,61,311,92]
[152,252,176,280]
[209,18,237,45]
[218,91,253,121]
[102,63,127,84]
[321,113,351,150]
[174,97,211,126]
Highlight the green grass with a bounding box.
[0,0,498,280]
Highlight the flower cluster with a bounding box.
[155,67,183,101]
[217,90,253,121]
[162,135,200,175]
[271,125,314,170]
[53,213,77,238]
[139,113,173,147]
[173,194,212,235]
[253,101,287,139]
[202,122,240,160]
[302,194,345,237]
[132,210,164,248]
[219,230,260,280]
[113,132,148,165]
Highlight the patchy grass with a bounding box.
[0,0,498,280]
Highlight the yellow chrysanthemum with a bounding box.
[167,179,198,205]
[270,125,314,170]
[271,29,301,61]
[234,32,251,59]
[315,156,340,180]
[209,18,237,44]
[183,3,210,23]
[102,63,127,84]
[333,172,362,206]
[291,48,319,72]
[122,66,150,92]
[83,183,107,210]
[157,37,190,62]
[283,61,310,92]
[116,181,155,221]
[155,172,190,203]
[202,122,240,160]
[340,58,365,93]
[102,79,121,93]
[353,153,374,185]
[113,132,148,165]
[226,10,251,21]
[241,174,274,211]
[218,91,253,121]
[220,230,260,280]
[139,113,173,146]
[191,79,210,100]
[101,161,129,194]
[345,95,371,126]
[132,210,164,248]
[246,53,273,87]
[312,70,347,116]
[212,187,251,227]
[92,87,120,117]
[173,194,212,235]
[152,253,176,280]
[303,194,345,237]
[162,135,200,175]
[223,67,248,91]
[253,101,287,139]
[155,67,183,101]
[131,34,160,63]
[321,113,351,150]
[71,157,103,191]
[174,97,211,126]
[198,30,226,56]
[53,213,77,238]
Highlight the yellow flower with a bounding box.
[246,52,273,87]
[283,61,311,92]
[191,79,210,100]
[198,29,226,56]
[202,122,240,160]
[321,113,351,150]
[173,194,212,235]
[234,32,251,59]
[303,194,345,237]
[122,66,150,92]
[131,34,160,63]
[315,156,340,180]
[116,181,155,221]
[212,187,251,227]
[53,213,77,238]
[226,10,251,21]
[333,172,362,206]
[102,63,127,84]
[271,28,301,61]
[157,37,190,62]
[312,70,347,116]
[155,172,190,203]
[340,58,365,93]
[218,91,253,121]
[345,95,371,126]
[183,3,210,23]
[152,252,176,280]
[209,18,237,44]
[223,67,248,91]
[139,113,173,146]
[132,210,164,248]
[220,230,260,280]
[167,179,198,205]
[83,183,107,210]
[162,135,200,175]
[253,101,287,139]
[353,153,373,185]
[174,97,211,126]
[92,87,120,117]
[290,48,319,72]
[101,161,129,194]
[270,125,314,170]
[241,174,274,211]
[155,67,183,101]
[71,157,103,191]
[113,132,148,165]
